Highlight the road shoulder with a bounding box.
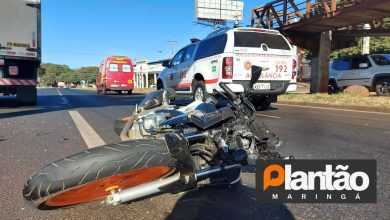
[276,101,390,113]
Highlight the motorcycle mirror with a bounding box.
[249,65,262,89]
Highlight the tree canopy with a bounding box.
[330,37,390,59]
[38,64,98,86]
[304,37,390,60]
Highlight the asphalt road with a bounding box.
[0,88,389,220]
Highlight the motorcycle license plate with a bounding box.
[253,83,270,90]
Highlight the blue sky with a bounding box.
[42,0,266,68]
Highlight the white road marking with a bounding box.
[56,89,69,104]
[256,113,281,119]
[68,111,106,148]
[275,103,390,115]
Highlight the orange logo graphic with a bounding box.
[263,164,285,190]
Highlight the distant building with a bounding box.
[133,59,169,88]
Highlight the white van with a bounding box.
[157,27,295,109]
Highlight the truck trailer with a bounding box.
[0,0,41,105]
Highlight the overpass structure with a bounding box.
[251,0,390,93]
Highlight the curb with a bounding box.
[276,101,390,113]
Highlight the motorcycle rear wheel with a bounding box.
[23,139,175,209]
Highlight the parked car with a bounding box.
[329,54,390,96]
[157,27,295,109]
[96,56,134,95]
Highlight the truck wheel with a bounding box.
[251,97,271,111]
[375,78,390,96]
[17,86,37,106]
[259,102,271,110]
[102,87,107,95]
[193,80,207,102]
[127,90,132,95]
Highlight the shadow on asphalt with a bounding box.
[166,182,293,220]
[0,90,280,120]
[0,98,134,119]
[0,93,193,119]
[0,93,150,119]
[167,166,293,219]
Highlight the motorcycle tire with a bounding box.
[23,139,175,209]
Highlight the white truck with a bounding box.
[158,28,295,110]
[0,0,41,105]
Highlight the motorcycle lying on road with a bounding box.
[23,65,287,209]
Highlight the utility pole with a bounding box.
[168,40,177,58]
[362,24,371,55]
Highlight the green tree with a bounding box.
[40,72,57,86]
[57,71,82,84]
[40,63,72,76]
[38,64,100,85]
[75,66,98,84]
[331,37,390,59]
[37,66,46,77]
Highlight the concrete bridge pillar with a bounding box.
[310,31,332,94]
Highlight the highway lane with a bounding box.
[0,88,389,219]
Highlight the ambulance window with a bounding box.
[122,64,131,72]
[234,32,291,50]
[183,45,196,62]
[171,49,185,66]
[109,64,118,72]
[195,34,227,61]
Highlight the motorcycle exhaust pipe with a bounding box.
[195,164,242,182]
[106,164,241,205]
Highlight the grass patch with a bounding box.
[279,93,390,109]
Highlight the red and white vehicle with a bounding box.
[0,0,41,105]
[286,55,298,92]
[96,56,135,95]
[157,28,295,109]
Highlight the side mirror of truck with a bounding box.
[162,60,171,68]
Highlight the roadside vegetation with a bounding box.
[38,63,98,86]
[304,37,390,59]
[279,93,390,109]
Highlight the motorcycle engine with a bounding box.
[128,113,167,139]
[142,113,166,130]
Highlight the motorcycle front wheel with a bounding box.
[23,139,175,209]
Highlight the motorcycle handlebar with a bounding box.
[219,82,238,102]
